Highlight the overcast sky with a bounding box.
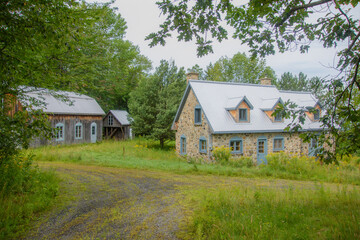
[107,0,344,79]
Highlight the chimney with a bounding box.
[260,77,272,85]
[186,72,199,84]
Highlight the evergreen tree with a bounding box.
[128,60,186,148]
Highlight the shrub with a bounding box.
[230,156,254,168]
[212,146,231,164]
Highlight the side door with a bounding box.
[257,138,268,164]
[90,122,97,143]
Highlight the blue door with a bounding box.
[257,138,268,164]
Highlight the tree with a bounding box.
[277,72,309,91]
[147,0,360,158]
[205,52,276,83]
[128,60,186,148]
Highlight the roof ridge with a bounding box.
[279,89,312,94]
[189,80,277,88]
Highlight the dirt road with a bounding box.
[24,162,333,240]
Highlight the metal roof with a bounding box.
[173,80,323,134]
[24,89,105,116]
[109,110,131,125]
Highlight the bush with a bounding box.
[212,146,231,164]
[0,152,34,195]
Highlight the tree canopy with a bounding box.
[206,52,276,83]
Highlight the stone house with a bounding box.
[172,74,324,164]
[21,88,105,146]
[103,110,133,140]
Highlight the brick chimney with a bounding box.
[186,72,199,84]
[260,77,272,85]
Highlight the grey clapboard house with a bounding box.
[172,74,328,164]
[103,110,132,140]
[25,89,105,147]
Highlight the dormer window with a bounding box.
[194,105,202,124]
[239,108,247,121]
[314,109,320,120]
[225,96,253,123]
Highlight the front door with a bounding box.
[257,138,268,164]
[90,122,97,143]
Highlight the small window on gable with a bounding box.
[229,138,243,154]
[199,137,207,153]
[75,122,83,139]
[194,106,202,125]
[180,135,186,155]
[273,137,284,152]
[55,123,64,141]
[274,111,282,122]
[314,109,320,120]
[238,109,247,121]
[108,115,114,126]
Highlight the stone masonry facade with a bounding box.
[174,88,318,163]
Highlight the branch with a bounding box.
[346,31,360,54]
[275,0,333,27]
[353,56,360,90]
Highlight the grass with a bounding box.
[17,139,360,239]
[190,185,360,239]
[30,138,360,185]
[0,168,59,239]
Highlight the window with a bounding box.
[273,137,284,152]
[108,115,114,126]
[314,109,320,120]
[92,125,96,135]
[180,135,186,155]
[258,141,265,153]
[229,138,243,154]
[55,123,64,141]
[199,137,207,153]
[274,112,282,122]
[310,138,318,149]
[238,109,247,121]
[194,106,202,124]
[75,122,83,139]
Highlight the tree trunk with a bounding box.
[160,138,164,149]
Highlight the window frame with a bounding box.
[313,109,320,121]
[199,136,207,153]
[273,136,284,152]
[55,123,65,141]
[274,111,283,122]
[74,122,83,140]
[108,115,114,126]
[229,137,243,154]
[194,105,202,125]
[238,108,248,122]
[180,135,186,155]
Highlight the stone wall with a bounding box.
[212,132,309,162]
[175,89,212,159]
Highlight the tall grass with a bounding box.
[191,185,360,239]
[30,139,360,185]
[0,159,59,239]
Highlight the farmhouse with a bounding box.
[103,110,133,140]
[172,74,325,163]
[23,89,105,147]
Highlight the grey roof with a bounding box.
[24,88,105,116]
[173,80,323,134]
[110,110,131,125]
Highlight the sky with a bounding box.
[106,0,344,79]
